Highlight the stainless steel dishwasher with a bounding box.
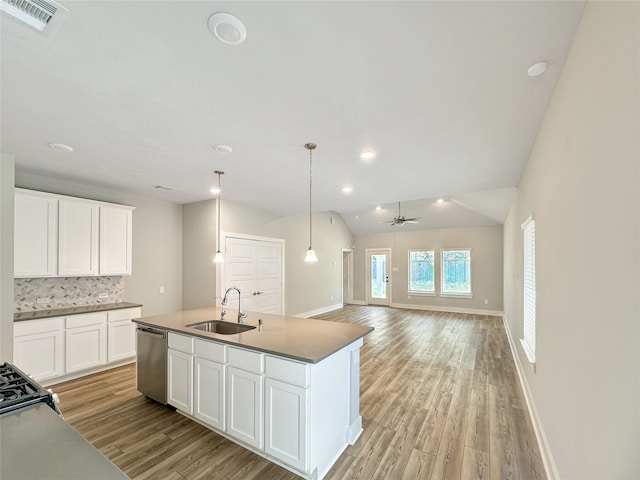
[136,326,168,404]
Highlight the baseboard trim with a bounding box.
[501,314,559,480]
[390,302,503,316]
[348,300,367,306]
[295,303,345,318]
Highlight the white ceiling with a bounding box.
[1,1,584,235]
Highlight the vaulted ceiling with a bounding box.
[1,1,584,234]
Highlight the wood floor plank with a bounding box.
[51,305,546,480]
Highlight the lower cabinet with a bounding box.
[13,318,65,382]
[167,333,194,415]
[194,357,225,430]
[65,313,107,373]
[264,378,308,471]
[227,366,263,449]
[107,308,140,362]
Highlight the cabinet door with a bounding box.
[168,348,193,414]
[58,199,99,276]
[194,357,225,430]
[107,319,136,362]
[14,329,64,382]
[227,366,263,449]
[65,323,107,373]
[100,205,133,275]
[265,378,308,471]
[14,191,58,277]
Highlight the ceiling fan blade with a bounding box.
[404,217,421,222]
[404,220,420,224]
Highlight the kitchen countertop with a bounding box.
[134,306,373,364]
[14,302,143,322]
[0,403,130,480]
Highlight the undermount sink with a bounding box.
[186,320,256,335]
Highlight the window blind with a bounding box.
[521,215,536,363]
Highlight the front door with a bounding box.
[366,249,390,306]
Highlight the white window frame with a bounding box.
[440,248,472,298]
[408,249,436,296]
[521,215,536,364]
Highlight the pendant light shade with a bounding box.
[213,170,225,263]
[304,143,318,263]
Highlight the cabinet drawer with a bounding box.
[195,338,225,363]
[14,317,64,337]
[66,312,107,329]
[108,307,141,323]
[168,332,194,354]
[265,355,309,387]
[228,347,263,374]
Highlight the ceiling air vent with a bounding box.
[0,0,68,35]
[153,185,177,191]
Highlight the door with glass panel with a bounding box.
[366,249,390,306]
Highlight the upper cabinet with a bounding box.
[99,205,133,275]
[58,199,100,276]
[14,190,58,277]
[14,189,135,278]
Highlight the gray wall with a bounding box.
[354,225,503,313]
[15,172,183,317]
[182,198,353,316]
[503,2,639,478]
[1,154,15,361]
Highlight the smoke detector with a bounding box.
[0,0,68,35]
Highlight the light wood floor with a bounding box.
[52,306,546,480]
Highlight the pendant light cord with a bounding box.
[308,147,313,248]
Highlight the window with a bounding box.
[408,250,435,294]
[521,215,536,363]
[441,249,471,295]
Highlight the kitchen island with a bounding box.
[133,306,372,480]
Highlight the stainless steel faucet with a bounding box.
[222,287,247,323]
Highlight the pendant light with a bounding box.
[213,170,225,263]
[304,143,318,262]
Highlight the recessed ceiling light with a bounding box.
[360,149,376,160]
[208,12,246,45]
[153,184,176,191]
[375,206,382,211]
[436,198,445,204]
[48,142,74,153]
[527,61,548,77]
[213,144,232,154]
[342,186,353,193]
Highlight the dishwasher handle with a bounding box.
[136,327,167,339]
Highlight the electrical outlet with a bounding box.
[36,297,49,304]
[484,299,489,305]
[159,286,165,294]
[99,292,109,299]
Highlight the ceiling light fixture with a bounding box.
[213,144,232,154]
[48,142,74,153]
[360,149,376,160]
[436,198,445,204]
[527,61,548,77]
[304,143,318,263]
[213,170,225,263]
[375,206,382,211]
[342,186,353,193]
[208,12,246,45]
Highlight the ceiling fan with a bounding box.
[380,202,421,226]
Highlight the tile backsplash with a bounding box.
[14,277,124,312]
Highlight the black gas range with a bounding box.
[0,362,59,415]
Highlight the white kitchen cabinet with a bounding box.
[107,308,141,363]
[14,190,58,278]
[194,357,225,430]
[265,378,308,471]
[227,363,263,450]
[168,333,194,415]
[100,205,133,275]
[13,317,64,381]
[65,313,107,373]
[58,199,99,276]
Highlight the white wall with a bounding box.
[15,172,183,316]
[354,225,503,313]
[182,198,353,316]
[1,154,15,361]
[503,2,639,479]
